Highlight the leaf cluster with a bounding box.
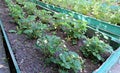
[36,35,84,73]
[80,36,113,62]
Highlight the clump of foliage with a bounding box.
[50,51,84,73]
[37,35,84,73]
[7,3,24,22]
[34,10,53,23]
[18,15,48,38]
[80,36,113,62]
[52,13,87,43]
[18,15,36,30]
[61,18,87,40]
[109,9,120,24]
[36,35,68,56]
[23,2,37,14]
[51,13,66,30]
[23,21,48,39]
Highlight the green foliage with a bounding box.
[8,4,24,21]
[18,15,36,30]
[23,2,37,14]
[36,35,68,56]
[17,15,48,38]
[23,21,48,39]
[50,51,84,73]
[42,0,120,24]
[37,35,84,72]
[109,9,120,24]
[52,13,87,42]
[5,0,115,73]
[34,9,87,42]
[6,0,114,72]
[16,0,26,4]
[80,36,113,61]
[61,19,87,40]
[52,13,66,29]
[8,30,17,33]
[34,10,53,23]
[50,13,66,30]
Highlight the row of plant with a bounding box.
[41,0,120,25]
[5,0,114,73]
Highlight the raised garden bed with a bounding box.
[30,0,120,42]
[0,0,120,73]
[94,47,120,73]
[41,0,120,25]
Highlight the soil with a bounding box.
[0,0,100,73]
[0,28,10,73]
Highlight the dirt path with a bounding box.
[0,0,10,73]
[0,28,10,73]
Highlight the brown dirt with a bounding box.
[0,0,100,73]
[0,26,10,73]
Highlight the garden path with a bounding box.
[0,0,10,73]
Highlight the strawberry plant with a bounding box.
[23,2,37,14]
[34,10,53,23]
[8,3,24,22]
[17,14,48,38]
[80,36,113,62]
[36,35,84,73]
[36,35,68,56]
[51,13,67,30]
[62,19,87,40]
[52,13,87,42]
[23,21,48,39]
[18,15,36,30]
[50,51,84,73]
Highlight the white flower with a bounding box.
[63,44,66,48]
[62,40,65,43]
[44,40,48,44]
[62,16,64,19]
[100,40,104,43]
[37,40,40,44]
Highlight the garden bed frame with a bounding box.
[0,0,120,73]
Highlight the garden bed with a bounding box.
[30,0,120,41]
[41,0,120,25]
[0,0,119,73]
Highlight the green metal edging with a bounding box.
[30,0,120,41]
[93,47,120,73]
[0,20,21,73]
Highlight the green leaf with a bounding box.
[9,30,17,33]
[23,29,33,34]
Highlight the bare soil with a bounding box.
[0,27,10,73]
[0,0,101,73]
